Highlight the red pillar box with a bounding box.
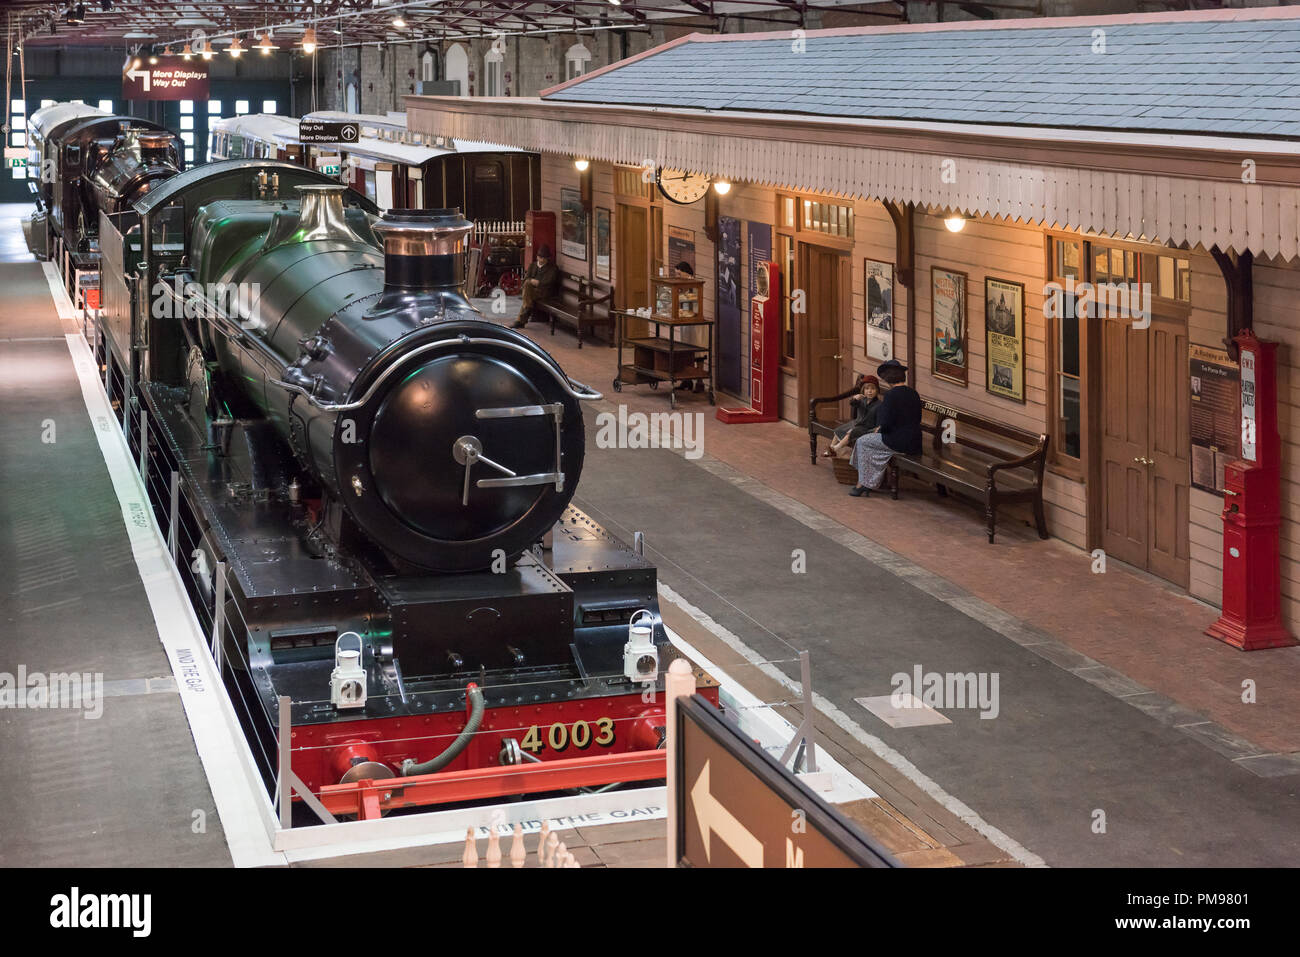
[1206,330,1297,650]
[717,261,780,423]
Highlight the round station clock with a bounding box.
[656,167,711,205]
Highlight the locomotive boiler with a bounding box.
[93,159,717,817]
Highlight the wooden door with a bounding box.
[799,243,850,427]
[617,203,649,310]
[1146,316,1190,587]
[1099,314,1190,585]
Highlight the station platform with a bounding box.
[499,312,1300,867]
[0,206,231,866]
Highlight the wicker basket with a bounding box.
[831,455,857,485]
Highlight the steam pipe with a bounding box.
[401,685,485,776]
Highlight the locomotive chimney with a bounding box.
[371,207,473,292]
[137,131,172,165]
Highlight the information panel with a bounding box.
[299,119,359,144]
[1189,344,1241,494]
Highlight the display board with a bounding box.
[1190,344,1242,493]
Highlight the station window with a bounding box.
[41,99,55,108]
[565,42,592,82]
[208,100,222,115]
[262,100,277,114]
[12,166,24,180]
[11,99,24,115]
[98,99,113,112]
[483,50,503,97]
[185,148,194,163]
[180,131,194,146]
[780,235,795,364]
[235,100,250,115]
[180,115,193,130]
[11,132,25,147]
[1048,238,1084,464]
[180,100,193,114]
[12,115,24,131]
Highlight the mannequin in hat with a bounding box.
[849,359,921,496]
[512,244,559,329]
[824,375,882,459]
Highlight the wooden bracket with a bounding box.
[1210,245,1253,362]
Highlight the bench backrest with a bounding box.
[918,399,1048,469]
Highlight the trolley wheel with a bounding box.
[649,379,658,390]
[670,392,678,410]
[612,378,622,392]
[708,390,716,406]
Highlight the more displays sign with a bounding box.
[122,63,209,101]
[299,120,359,144]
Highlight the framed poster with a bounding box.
[667,226,696,275]
[864,259,894,361]
[984,277,1025,403]
[931,267,968,386]
[594,207,611,280]
[1189,344,1241,494]
[560,187,587,261]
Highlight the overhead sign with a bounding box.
[674,695,897,868]
[299,120,359,144]
[122,63,209,101]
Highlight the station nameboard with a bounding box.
[299,120,359,144]
[122,63,209,101]
[674,694,898,868]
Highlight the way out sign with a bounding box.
[299,120,359,144]
[673,694,897,868]
[122,63,209,100]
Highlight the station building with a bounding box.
[407,7,1300,634]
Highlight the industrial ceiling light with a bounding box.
[944,214,966,233]
[713,180,732,195]
[65,5,85,25]
[228,37,244,57]
[200,39,213,60]
[181,42,193,59]
[392,15,406,28]
[162,45,173,56]
[148,55,158,64]
[573,158,589,172]
[257,33,278,55]
[302,27,318,54]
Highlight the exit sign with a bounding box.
[6,158,26,168]
[320,164,340,175]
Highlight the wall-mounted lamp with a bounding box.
[713,180,732,196]
[944,215,966,233]
[573,158,590,172]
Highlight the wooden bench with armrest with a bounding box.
[887,400,1050,544]
[807,373,867,464]
[533,272,615,348]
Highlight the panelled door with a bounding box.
[798,243,853,427]
[617,203,649,310]
[1100,313,1190,587]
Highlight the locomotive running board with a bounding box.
[317,751,667,821]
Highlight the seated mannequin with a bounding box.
[824,376,881,459]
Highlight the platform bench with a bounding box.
[807,374,866,464]
[534,272,615,348]
[887,400,1050,544]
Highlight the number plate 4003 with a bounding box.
[520,717,615,754]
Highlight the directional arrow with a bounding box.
[126,67,151,92]
[690,759,764,867]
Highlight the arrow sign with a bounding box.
[125,66,151,92]
[690,759,764,867]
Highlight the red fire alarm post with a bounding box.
[717,261,781,423]
[1206,329,1297,650]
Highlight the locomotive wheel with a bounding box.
[649,380,658,390]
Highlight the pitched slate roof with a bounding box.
[543,11,1300,139]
